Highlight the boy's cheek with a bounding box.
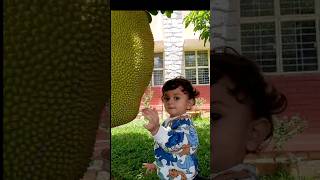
[213,121,248,146]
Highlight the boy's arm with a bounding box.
[185,124,199,155]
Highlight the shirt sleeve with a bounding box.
[187,123,199,154]
[153,118,199,155]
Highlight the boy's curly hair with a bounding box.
[162,76,200,105]
[211,47,287,140]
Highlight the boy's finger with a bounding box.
[148,110,157,117]
[143,116,153,122]
[142,111,152,118]
[151,109,158,115]
[141,109,149,115]
[142,108,151,114]
[143,124,151,129]
[145,110,155,118]
[153,108,158,114]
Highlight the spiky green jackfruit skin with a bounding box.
[4,1,110,179]
[111,11,154,128]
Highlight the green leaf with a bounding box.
[164,10,173,18]
[183,11,210,46]
[148,10,158,16]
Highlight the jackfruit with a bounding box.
[111,11,154,127]
[4,1,110,180]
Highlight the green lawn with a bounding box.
[111,117,210,179]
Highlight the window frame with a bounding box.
[151,52,165,86]
[239,0,320,74]
[184,50,210,85]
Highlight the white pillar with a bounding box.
[211,0,241,52]
[162,11,184,81]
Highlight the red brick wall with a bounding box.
[149,86,162,111]
[265,73,320,151]
[194,85,210,111]
[142,85,210,112]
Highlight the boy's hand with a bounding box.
[142,163,156,174]
[141,108,160,135]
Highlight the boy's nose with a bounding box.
[167,98,174,104]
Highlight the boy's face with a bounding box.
[212,77,269,173]
[162,87,193,118]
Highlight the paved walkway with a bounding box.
[81,105,110,180]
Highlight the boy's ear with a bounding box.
[187,99,195,109]
[246,118,272,152]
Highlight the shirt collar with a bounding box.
[166,113,189,121]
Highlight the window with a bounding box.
[281,20,317,72]
[184,50,210,85]
[280,0,315,15]
[152,53,164,86]
[240,0,319,73]
[240,0,274,17]
[241,22,277,72]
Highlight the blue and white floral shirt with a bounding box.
[153,114,199,180]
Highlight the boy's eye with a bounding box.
[174,97,180,100]
[164,97,170,101]
[211,113,222,121]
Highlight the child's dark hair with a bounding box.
[211,47,287,140]
[162,76,200,104]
